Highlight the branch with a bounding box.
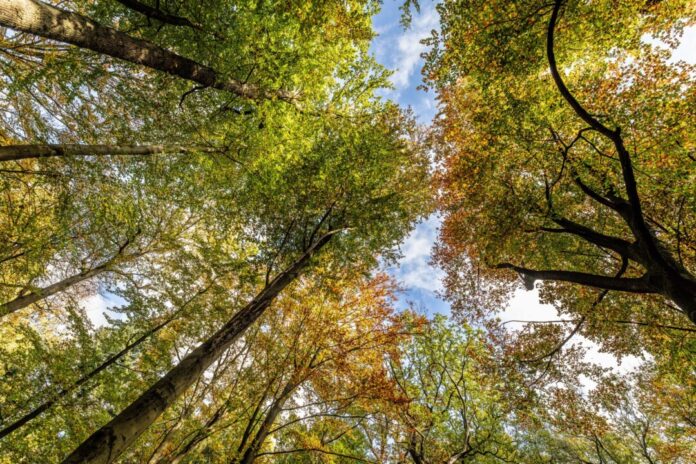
[547,0,614,137]
[0,282,211,439]
[501,319,696,333]
[0,0,299,104]
[495,262,655,293]
[544,215,640,262]
[523,258,628,364]
[255,447,377,463]
[115,0,203,30]
[546,0,665,267]
[571,168,626,212]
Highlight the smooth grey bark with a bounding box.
[61,231,336,464]
[2,262,109,317]
[0,0,296,102]
[0,144,218,162]
[1,245,144,318]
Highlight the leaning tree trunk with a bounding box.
[0,0,295,102]
[0,144,218,162]
[61,232,336,464]
[237,377,301,464]
[2,262,112,317]
[1,245,144,318]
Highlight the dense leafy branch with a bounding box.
[496,0,696,324]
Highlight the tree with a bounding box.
[516,366,696,464]
[0,1,430,462]
[0,0,293,102]
[363,315,520,464]
[133,272,405,464]
[427,0,696,347]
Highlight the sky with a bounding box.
[371,1,696,376]
[372,0,448,316]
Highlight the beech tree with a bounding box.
[427,0,696,344]
[0,1,430,462]
[129,272,405,464]
[386,315,518,463]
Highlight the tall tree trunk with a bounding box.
[0,0,296,102]
[1,246,143,318]
[0,144,218,162]
[61,232,336,464]
[2,263,110,317]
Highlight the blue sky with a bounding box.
[371,0,439,123]
[370,1,451,317]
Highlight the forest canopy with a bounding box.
[0,1,693,463]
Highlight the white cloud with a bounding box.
[83,292,126,328]
[393,214,445,293]
[500,288,559,325]
[374,3,439,94]
[672,26,696,64]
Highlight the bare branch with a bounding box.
[494,262,655,293]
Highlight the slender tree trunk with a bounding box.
[0,0,296,102]
[0,144,218,162]
[61,232,336,464]
[1,263,109,317]
[237,380,298,464]
[0,316,174,440]
[0,244,144,318]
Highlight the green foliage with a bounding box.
[0,1,693,463]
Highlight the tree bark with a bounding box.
[237,379,299,464]
[1,243,144,318]
[0,0,297,102]
[61,231,336,464]
[1,263,109,317]
[0,144,218,162]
